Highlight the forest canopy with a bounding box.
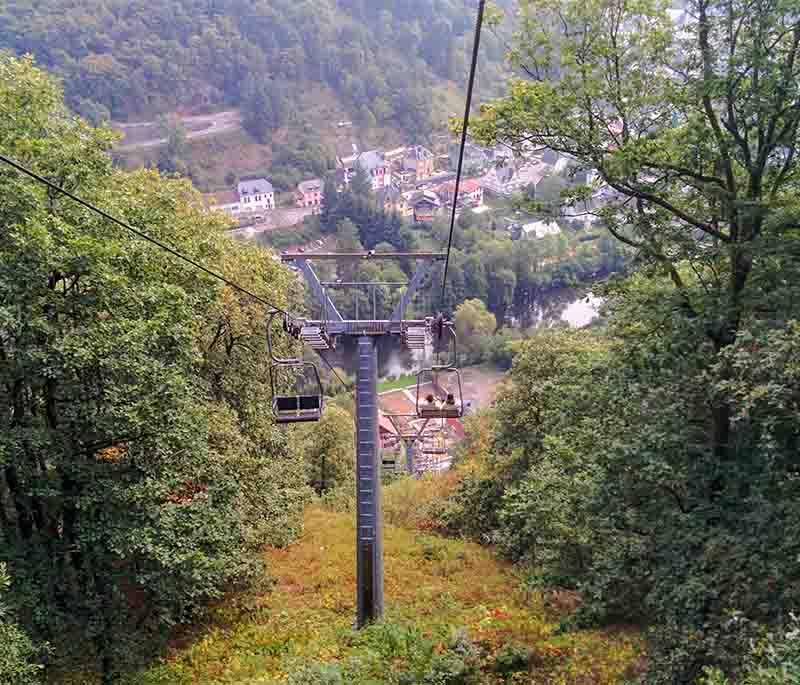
[0,0,510,139]
[0,53,312,682]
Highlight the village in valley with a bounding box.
[199,131,615,473]
[202,133,605,242]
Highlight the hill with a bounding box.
[84,484,643,685]
[0,0,511,143]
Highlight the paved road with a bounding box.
[114,110,242,151]
[226,207,315,238]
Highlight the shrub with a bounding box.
[701,616,800,685]
[493,643,532,678]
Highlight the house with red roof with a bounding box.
[435,178,483,208]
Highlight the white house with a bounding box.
[521,220,561,239]
[237,178,275,212]
[205,178,275,217]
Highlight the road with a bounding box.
[114,110,242,151]
[226,207,315,238]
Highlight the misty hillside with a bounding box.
[0,0,510,139]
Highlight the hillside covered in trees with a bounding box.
[3,0,800,681]
[0,0,510,140]
[0,54,315,683]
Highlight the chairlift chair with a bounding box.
[415,322,464,420]
[267,311,324,424]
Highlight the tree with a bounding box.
[241,76,288,143]
[472,0,800,467]
[0,565,43,685]
[454,299,496,363]
[157,116,189,175]
[349,163,372,197]
[320,174,340,232]
[336,218,363,253]
[487,267,516,326]
[336,218,363,281]
[296,405,355,495]
[463,3,800,680]
[0,54,309,681]
[534,175,568,215]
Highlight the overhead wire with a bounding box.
[440,0,487,303]
[0,153,351,390]
[0,153,290,314]
[316,349,349,390]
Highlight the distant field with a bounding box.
[378,374,417,393]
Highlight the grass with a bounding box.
[122,477,643,685]
[377,374,417,393]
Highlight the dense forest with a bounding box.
[0,0,510,140]
[0,54,315,683]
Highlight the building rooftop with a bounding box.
[438,178,482,195]
[238,178,273,196]
[357,150,386,172]
[298,179,323,193]
[414,190,441,207]
[406,145,433,162]
[522,220,561,239]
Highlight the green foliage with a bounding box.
[492,643,531,678]
[0,0,510,139]
[0,565,43,685]
[0,54,310,680]
[454,299,497,363]
[461,0,800,682]
[242,76,289,143]
[156,116,189,175]
[701,616,800,685]
[294,405,355,496]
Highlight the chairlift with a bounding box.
[415,321,464,420]
[267,311,324,424]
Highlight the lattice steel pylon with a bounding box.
[281,251,446,628]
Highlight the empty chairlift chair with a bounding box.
[272,376,324,424]
[267,311,325,424]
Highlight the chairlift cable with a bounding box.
[0,154,349,393]
[317,348,349,389]
[440,0,487,303]
[0,153,291,315]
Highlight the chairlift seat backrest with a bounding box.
[418,404,462,419]
[276,396,300,412]
[299,395,321,410]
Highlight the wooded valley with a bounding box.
[1,0,800,683]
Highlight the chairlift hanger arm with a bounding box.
[293,259,344,323]
[392,259,434,322]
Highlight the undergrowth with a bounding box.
[119,477,642,684]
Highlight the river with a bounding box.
[520,287,603,329]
